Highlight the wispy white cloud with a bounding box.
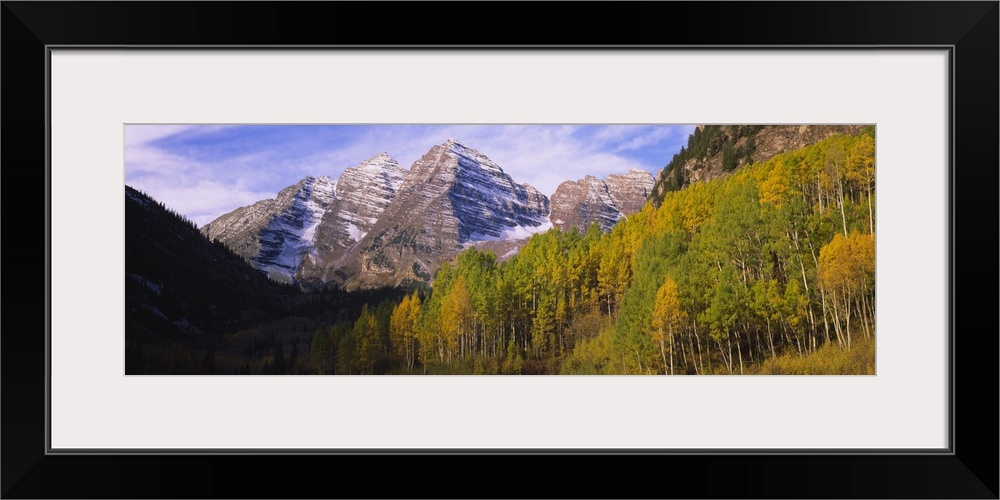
[433,125,648,195]
[124,124,693,226]
[124,124,234,150]
[604,126,689,153]
[124,125,198,148]
[125,125,274,225]
[129,176,275,226]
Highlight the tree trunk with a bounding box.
[820,287,831,344]
[668,327,675,376]
[796,250,810,294]
[807,307,817,350]
[859,290,871,340]
[817,176,824,214]
[766,318,776,358]
[721,339,733,374]
[659,335,667,375]
[782,325,795,355]
[680,332,689,372]
[867,186,874,234]
[689,336,699,375]
[694,319,706,374]
[734,329,744,375]
[844,289,852,350]
[838,181,849,237]
[830,292,845,348]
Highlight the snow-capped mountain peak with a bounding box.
[201,141,654,290]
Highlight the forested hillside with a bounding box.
[651,125,866,204]
[125,186,408,374]
[313,128,876,374]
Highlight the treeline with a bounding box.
[311,129,876,374]
[127,186,203,232]
[655,125,765,199]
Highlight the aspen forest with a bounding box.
[309,128,877,375]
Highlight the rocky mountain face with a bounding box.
[297,153,406,289]
[651,125,867,204]
[346,139,550,289]
[550,169,655,232]
[606,169,656,215]
[201,175,337,283]
[201,139,657,290]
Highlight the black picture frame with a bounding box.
[3,2,996,498]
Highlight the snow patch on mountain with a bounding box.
[346,223,366,242]
[330,153,407,243]
[252,175,337,282]
[501,221,552,240]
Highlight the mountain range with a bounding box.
[200,139,654,290]
[126,125,875,375]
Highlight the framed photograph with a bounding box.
[3,2,996,498]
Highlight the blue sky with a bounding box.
[125,124,695,226]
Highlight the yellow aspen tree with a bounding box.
[818,231,874,350]
[651,276,686,375]
[390,292,421,371]
[389,295,411,367]
[441,275,472,362]
[846,134,876,233]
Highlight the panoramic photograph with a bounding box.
[125,124,875,375]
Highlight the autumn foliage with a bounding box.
[312,128,877,374]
